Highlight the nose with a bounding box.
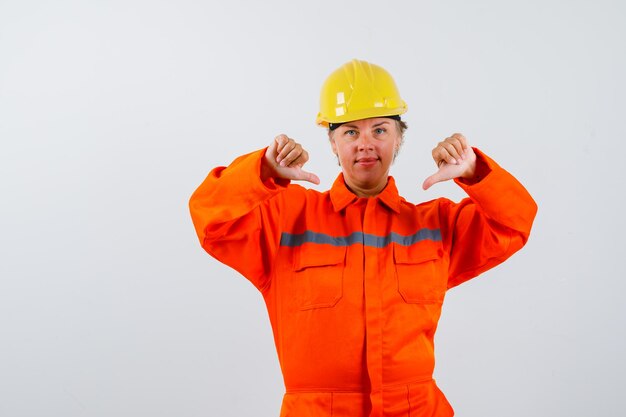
[357,132,374,151]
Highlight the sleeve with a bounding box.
[188,148,289,292]
[439,148,538,289]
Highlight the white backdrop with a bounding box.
[1,0,624,416]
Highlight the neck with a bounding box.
[344,178,388,198]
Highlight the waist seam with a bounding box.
[285,377,434,394]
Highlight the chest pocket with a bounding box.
[294,247,346,310]
[393,243,446,304]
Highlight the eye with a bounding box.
[344,129,357,137]
[374,127,386,135]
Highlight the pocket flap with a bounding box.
[295,246,347,271]
[393,242,444,264]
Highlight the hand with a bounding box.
[422,133,477,190]
[262,134,320,185]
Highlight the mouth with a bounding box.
[355,157,379,167]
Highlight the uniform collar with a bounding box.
[330,173,401,213]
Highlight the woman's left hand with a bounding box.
[422,133,477,190]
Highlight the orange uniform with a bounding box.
[189,147,537,417]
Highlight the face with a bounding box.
[329,117,402,197]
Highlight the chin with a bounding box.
[356,176,384,188]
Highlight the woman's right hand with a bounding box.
[261,134,320,184]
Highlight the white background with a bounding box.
[1,0,624,416]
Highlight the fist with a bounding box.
[262,134,320,185]
[422,133,477,190]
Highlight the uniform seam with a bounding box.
[406,384,412,417]
[285,388,369,393]
[284,377,433,393]
[384,376,434,389]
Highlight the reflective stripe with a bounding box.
[280,229,441,248]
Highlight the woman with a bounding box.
[189,59,537,417]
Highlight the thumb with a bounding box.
[267,162,320,185]
[422,171,444,190]
[292,167,320,185]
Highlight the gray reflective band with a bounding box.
[280,229,441,248]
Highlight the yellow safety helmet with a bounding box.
[316,59,408,127]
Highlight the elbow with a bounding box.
[524,197,539,240]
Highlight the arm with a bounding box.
[189,135,319,291]
[189,149,285,291]
[442,149,537,288]
[422,134,538,288]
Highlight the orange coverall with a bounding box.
[189,148,537,417]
